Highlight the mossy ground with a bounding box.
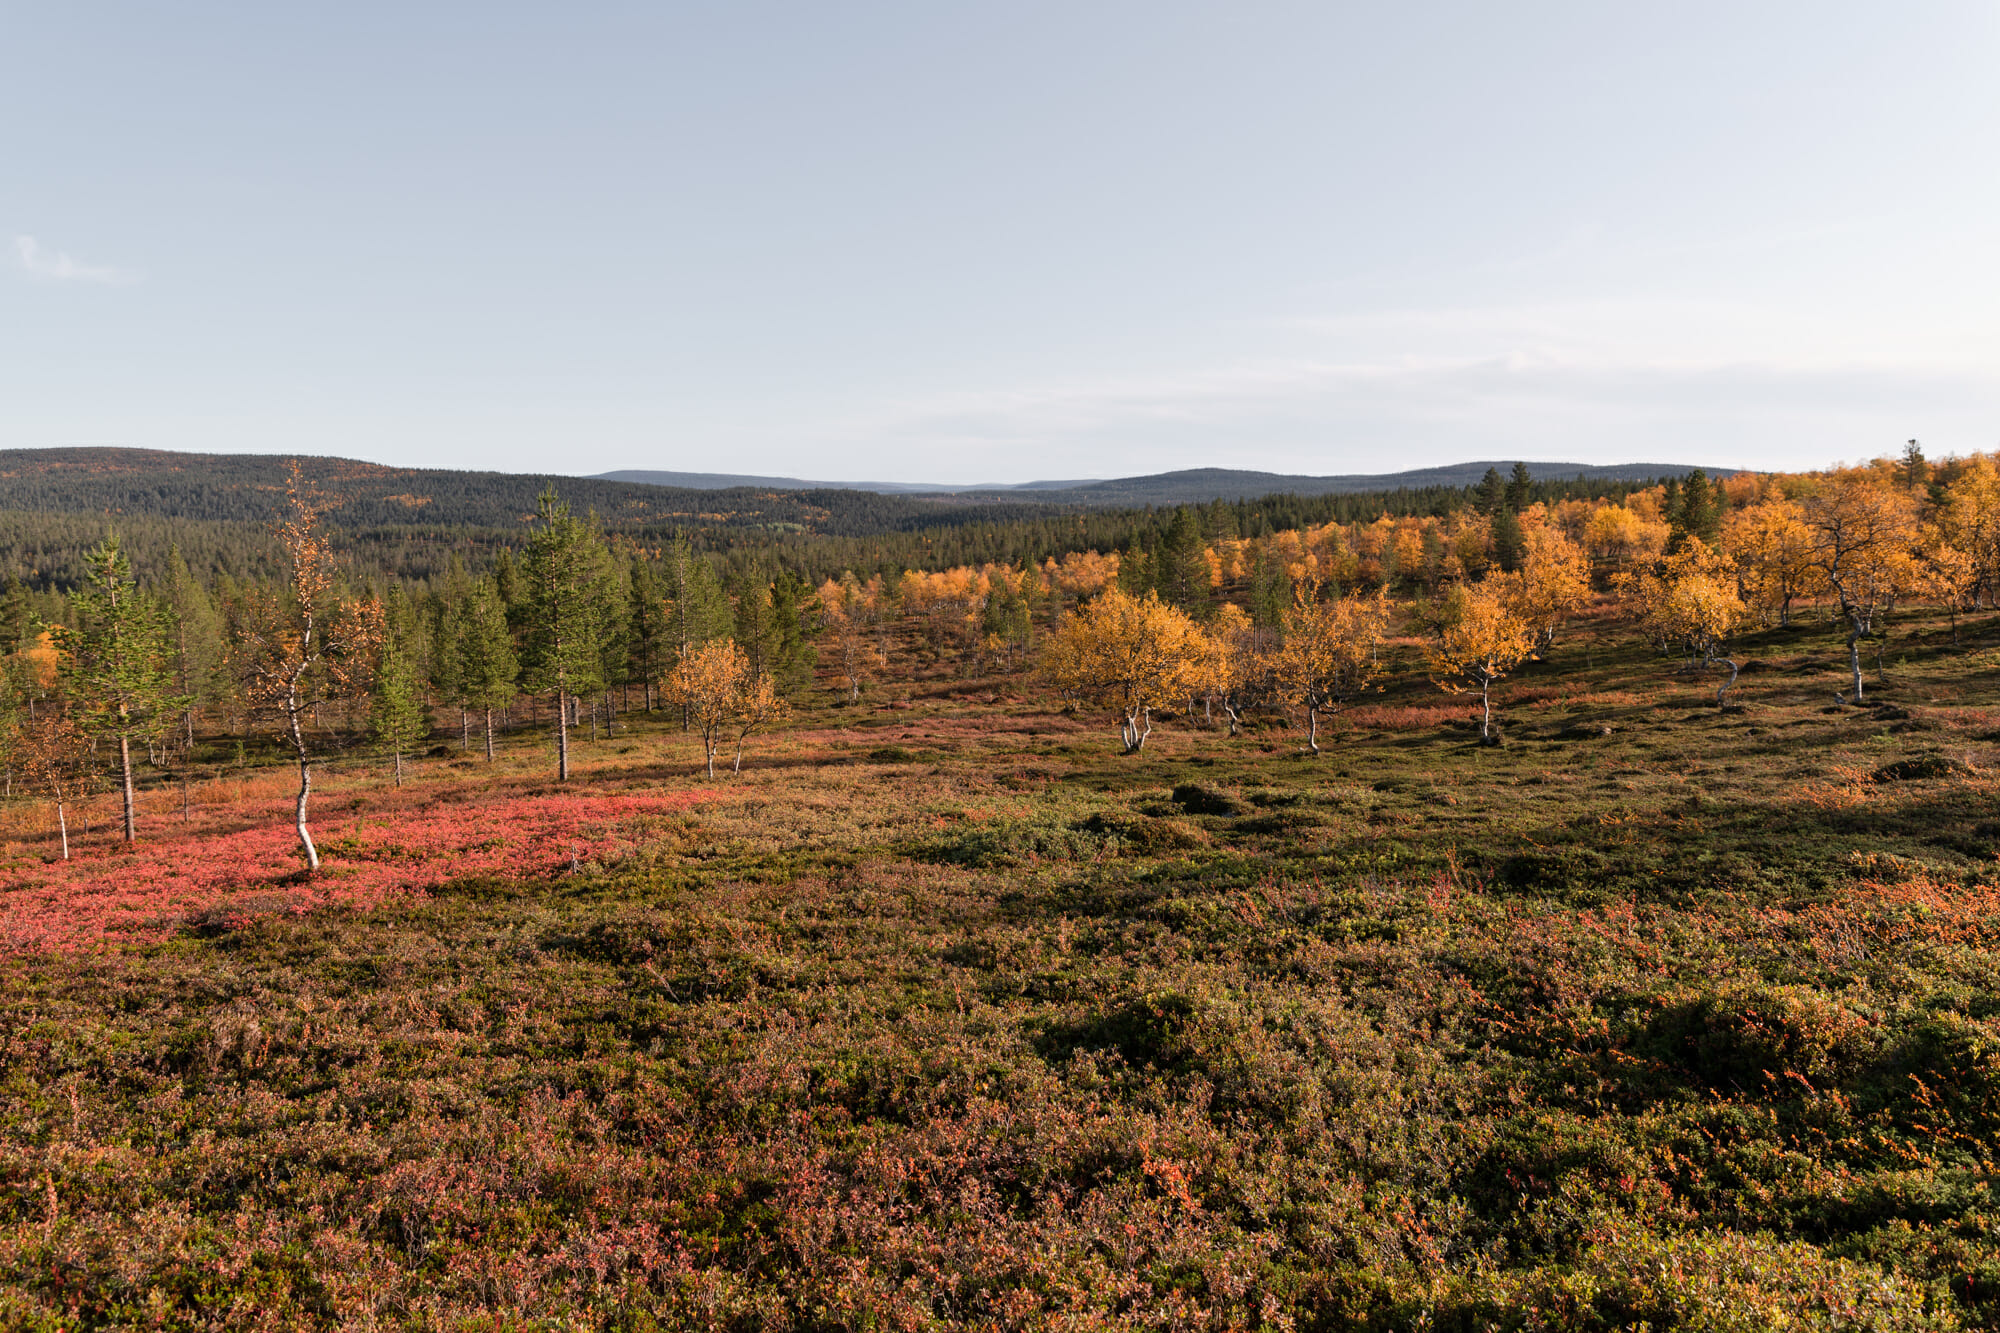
[4,606,2000,1328]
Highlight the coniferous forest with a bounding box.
[5,443,2000,1328]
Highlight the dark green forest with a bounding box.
[0,448,1668,595]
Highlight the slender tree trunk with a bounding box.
[394,749,403,788]
[704,731,717,779]
[57,799,68,861]
[1306,705,1320,755]
[484,709,495,761]
[1122,706,1151,754]
[286,684,321,871]
[734,730,746,773]
[460,710,469,749]
[1481,679,1493,740]
[182,774,191,822]
[557,687,571,781]
[118,734,136,843]
[295,760,318,872]
[1846,627,1865,702]
[1715,657,1740,707]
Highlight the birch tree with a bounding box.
[1426,581,1535,743]
[231,463,384,871]
[1272,584,1391,755]
[1040,589,1212,753]
[1800,473,1918,704]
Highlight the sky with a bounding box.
[4,3,1997,484]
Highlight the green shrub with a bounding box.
[1430,1221,1959,1332]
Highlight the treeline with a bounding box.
[3,446,1995,870]
[0,449,1671,596]
[0,446,1051,535]
[0,469,828,867]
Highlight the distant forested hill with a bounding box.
[600,460,1721,506]
[0,447,1699,592]
[0,447,1045,534]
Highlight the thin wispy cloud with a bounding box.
[838,314,2000,477]
[13,235,135,284]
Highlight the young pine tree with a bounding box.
[453,575,518,761]
[519,488,617,781]
[53,535,182,843]
[370,626,428,787]
[432,556,474,747]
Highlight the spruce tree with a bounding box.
[732,572,779,684]
[767,568,818,697]
[491,548,526,634]
[1157,506,1210,618]
[1475,467,1506,515]
[593,556,632,735]
[163,545,223,752]
[1682,469,1724,546]
[1249,545,1288,631]
[1119,539,1155,597]
[1,577,34,652]
[1490,506,1527,574]
[1664,470,1722,554]
[662,535,732,654]
[627,554,670,710]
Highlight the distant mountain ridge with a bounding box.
[598,460,1725,507]
[0,446,1720,537]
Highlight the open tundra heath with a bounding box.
[2,453,1998,1329]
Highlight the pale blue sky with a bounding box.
[4,4,1996,482]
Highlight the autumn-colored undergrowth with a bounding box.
[6,610,2000,1329]
[0,786,712,953]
